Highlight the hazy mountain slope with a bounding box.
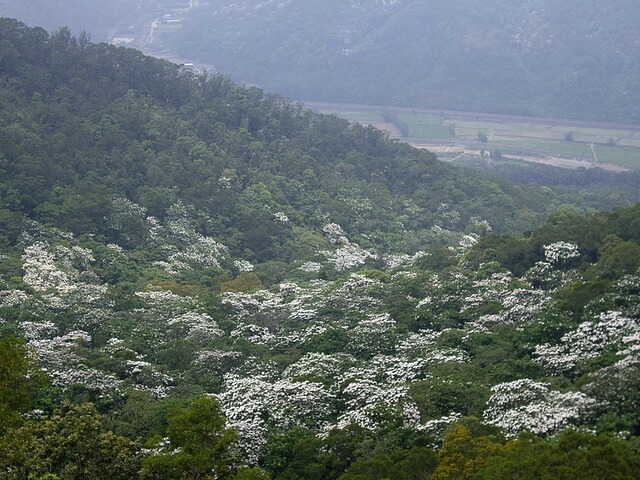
[0,0,149,40]
[164,0,640,123]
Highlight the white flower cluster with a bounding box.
[396,331,441,356]
[21,242,105,308]
[218,174,234,188]
[341,355,428,385]
[534,311,639,373]
[417,413,463,442]
[234,259,255,272]
[273,211,289,223]
[171,236,229,269]
[29,330,122,395]
[483,379,596,437]
[329,274,383,311]
[336,380,418,430]
[0,289,29,307]
[469,216,493,233]
[459,234,479,251]
[230,323,277,345]
[110,200,240,275]
[499,288,549,324]
[323,223,350,245]
[109,197,147,231]
[19,321,57,341]
[218,375,334,463]
[125,360,174,398]
[283,352,355,380]
[135,289,197,316]
[543,241,580,266]
[22,242,74,292]
[347,314,397,356]
[298,261,322,272]
[337,195,373,216]
[194,350,244,373]
[459,272,513,312]
[288,307,318,321]
[383,251,427,271]
[223,289,286,321]
[168,311,224,341]
[320,244,377,271]
[277,324,329,347]
[520,243,580,290]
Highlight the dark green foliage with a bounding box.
[586,235,640,280]
[470,204,640,279]
[476,430,640,480]
[555,280,610,319]
[264,425,438,480]
[140,396,239,480]
[0,336,46,432]
[464,235,531,275]
[411,378,491,420]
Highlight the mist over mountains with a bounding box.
[163,0,640,123]
[2,0,639,123]
[0,0,136,40]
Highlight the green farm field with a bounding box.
[310,102,640,170]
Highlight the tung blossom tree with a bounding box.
[483,379,596,437]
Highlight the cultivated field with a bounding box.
[307,102,640,171]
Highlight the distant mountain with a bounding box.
[159,0,640,124]
[0,0,153,41]
[4,1,639,123]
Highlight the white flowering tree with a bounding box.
[534,311,639,374]
[483,379,596,437]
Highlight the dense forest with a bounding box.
[161,0,640,124]
[1,19,640,479]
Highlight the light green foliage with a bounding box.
[338,447,438,480]
[229,468,270,480]
[221,273,265,293]
[431,424,504,480]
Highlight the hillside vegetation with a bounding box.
[1,19,640,479]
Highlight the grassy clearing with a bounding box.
[319,110,383,123]
[396,113,452,139]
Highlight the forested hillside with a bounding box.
[162,0,640,124]
[1,19,640,479]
